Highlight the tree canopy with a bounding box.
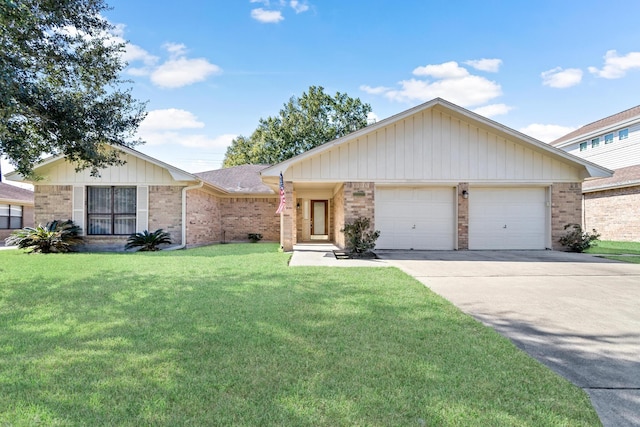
[223,86,372,167]
[0,0,146,178]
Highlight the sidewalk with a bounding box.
[288,244,391,267]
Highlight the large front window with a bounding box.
[0,204,22,229]
[87,187,136,235]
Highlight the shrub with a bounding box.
[248,233,263,243]
[5,220,83,253]
[125,229,172,251]
[559,223,600,253]
[340,217,380,254]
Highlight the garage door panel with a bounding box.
[469,188,547,250]
[375,187,455,250]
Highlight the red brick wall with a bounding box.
[457,183,469,250]
[34,185,72,225]
[186,189,222,247]
[220,197,280,242]
[343,182,375,223]
[149,186,183,245]
[584,186,640,241]
[552,183,583,250]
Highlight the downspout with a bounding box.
[170,181,203,250]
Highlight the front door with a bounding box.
[311,200,328,237]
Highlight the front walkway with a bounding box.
[289,243,390,267]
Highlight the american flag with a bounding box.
[275,172,285,214]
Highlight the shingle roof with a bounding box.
[0,182,34,203]
[583,164,640,192]
[552,105,640,146]
[195,164,274,194]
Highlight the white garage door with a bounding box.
[375,187,455,250]
[469,188,547,250]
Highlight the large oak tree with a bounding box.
[223,86,372,167]
[0,0,146,178]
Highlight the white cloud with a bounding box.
[588,50,640,79]
[385,75,502,107]
[251,8,284,23]
[360,84,391,95]
[541,67,583,88]
[139,109,205,132]
[290,0,309,13]
[148,44,222,89]
[367,112,379,124]
[473,103,513,118]
[519,124,576,143]
[465,58,502,72]
[413,61,469,79]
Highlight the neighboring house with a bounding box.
[6,98,611,252]
[551,105,640,241]
[260,98,611,251]
[6,148,279,250]
[0,182,34,243]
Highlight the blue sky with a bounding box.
[4,0,640,177]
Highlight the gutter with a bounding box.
[167,181,204,250]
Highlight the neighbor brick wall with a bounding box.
[148,185,183,245]
[551,183,582,250]
[584,186,640,241]
[220,196,280,242]
[333,186,345,248]
[457,183,469,250]
[34,185,72,225]
[186,189,222,247]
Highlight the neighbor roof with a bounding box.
[0,182,34,204]
[552,105,640,147]
[583,164,640,193]
[195,164,274,194]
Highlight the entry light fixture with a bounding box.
[462,190,469,199]
[296,202,300,209]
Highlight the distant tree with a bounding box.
[223,86,371,167]
[0,0,146,178]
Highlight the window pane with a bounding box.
[88,187,111,213]
[10,205,22,217]
[604,133,614,144]
[579,142,587,151]
[619,129,629,140]
[114,187,136,214]
[591,137,599,148]
[0,217,8,229]
[114,216,136,234]
[88,216,112,235]
[9,217,21,229]
[0,204,8,216]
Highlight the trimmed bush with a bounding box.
[125,229,172,251]
[340,217,380,254]
[559,223,600,253]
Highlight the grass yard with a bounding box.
[0,244,600,426]
[586,240,640,263]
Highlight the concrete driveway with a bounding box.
[375,250,640,427]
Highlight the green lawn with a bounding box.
[586,240,640,263]
[0,244,600,426]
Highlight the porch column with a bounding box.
[457,182,469,250]
[281,181,296,251]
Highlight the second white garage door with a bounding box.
[469,187,548,250]
[375,187,455,250]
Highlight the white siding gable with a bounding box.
[289,107,581,183]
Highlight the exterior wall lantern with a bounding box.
[462,190,469,199]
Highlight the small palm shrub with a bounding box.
[5,220,83,253]
[559,223,600,253]
[125,229,172,251]
[248,233,263,243]
[340,217,380,254]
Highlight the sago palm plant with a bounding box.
[125,229,172,251]
[5,220,83,253]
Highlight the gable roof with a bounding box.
[195,164,274,194]
[261,97,612,181]
[0,182,34,204]
[583,164,640,193]
[552,105,640,147]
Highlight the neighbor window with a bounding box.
[87,186,136,235]
[0,204,22,229]
[579,141,588,151]
[604,133,614,144]
[591,137,600,148]
[619,128,629,140]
